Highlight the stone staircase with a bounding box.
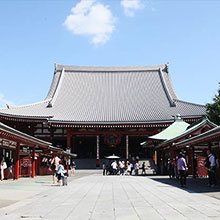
[138,158,156,175]
[74,158,156,175]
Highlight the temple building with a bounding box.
[0,63,206,168]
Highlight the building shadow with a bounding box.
[149,176,220,194]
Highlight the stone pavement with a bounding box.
[1,171,220,219]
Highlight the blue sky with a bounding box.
[0,0,219,108]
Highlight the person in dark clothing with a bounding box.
[168,159,174,179]
[206,150,216,187]
[102,162,106,175]
[142,162,146,175]
[177,153,188,187]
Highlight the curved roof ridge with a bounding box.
[55,63,167,72]
[50,68,65,106]
[0,112,52,119]
[174,99,205,107]
[0,99,51,110]
[159,68,176,107]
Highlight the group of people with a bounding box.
[168,150,220,188]
[167,153,188,187]
[0,157,14,181]
[50,156,76,186]
[102,160,146,176]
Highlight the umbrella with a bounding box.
[105,154,120,159]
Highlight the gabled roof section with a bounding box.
[0,63,206,124]
[175,126,220,147]
[0,99,53,119]
[0,121,52,147]
[156,117,217,148]
[149,115,190,141]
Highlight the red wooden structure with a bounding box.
[0,122,76,180]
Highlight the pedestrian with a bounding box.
[215,154,220,184]
[71,160,76,176]
[130,162,134,175]
[50,155,61,184]
[177,153,188,187]
[56,160,65,186]
[206,150,216,187]
[134,162,139,175]
[111,160,118,175]
[174,157,179,179]
[142,162,146,175]
[119,161,124,175]
[6,159,14,180]
[102,162,106,175]
[121,161,125,175]
[0,158,7,181]
[125,162,131,175]
[168,159,174,179]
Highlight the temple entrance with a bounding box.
[75,135,96,159]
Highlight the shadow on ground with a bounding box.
[149,176,220,194]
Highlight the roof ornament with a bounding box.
[54,63,58,73]
[165,62,169,73]
[176,113,181,120]
[47,102,52,108]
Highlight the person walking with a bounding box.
[177,153,188,187]
[168,159,174,179]
[56,160,65,186]
[206,150,216,187]
[134,162,139,176]
[71,160,76,176]
[111,160,118,175]
[6,159,14,180]
[102,162,106,175]
[50,155,61,184]
[142,162,146,175]
[0,158,7,181]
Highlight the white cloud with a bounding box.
[63,0,115,45]
[0,93,14,108]
[121,0,144,17]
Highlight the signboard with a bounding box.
[197,156,208,177]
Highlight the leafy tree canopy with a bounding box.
[206,82,220,125]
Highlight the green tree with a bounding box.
[206,82,220,125]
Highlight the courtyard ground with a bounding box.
[0,170,220,220]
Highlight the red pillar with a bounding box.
[191,146,195,178]
[14,142,20,180]
[187,146,194,176]
[67,129,71,149]
[31,147,36,178]
[37,153,41,175]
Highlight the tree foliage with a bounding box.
[206,82,220,125]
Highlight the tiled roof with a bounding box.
[0,64,206,124]
[0,122,77,157]
[175,125,220,147]
[156,117,217,148]
[149,117,190,141]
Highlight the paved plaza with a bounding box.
[1,171,220,220]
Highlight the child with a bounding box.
[56,160,66,186]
